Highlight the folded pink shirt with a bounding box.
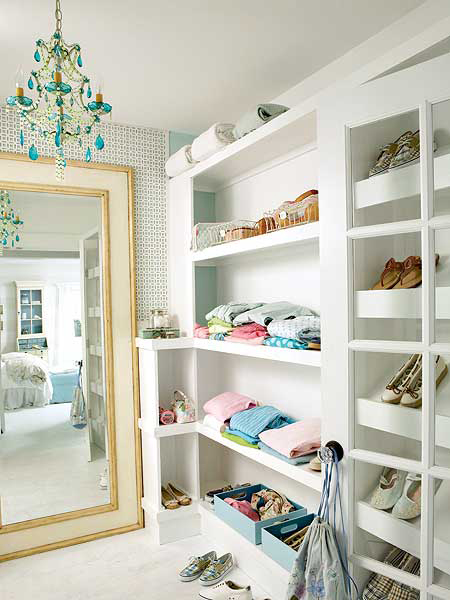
[194,323,210,339]
[224,498,260,522]
[224,336,265,346]
[229,323,268,339]
[203,391,257,422]
[259,418,321,458]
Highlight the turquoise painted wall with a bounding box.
[169,131,196,155]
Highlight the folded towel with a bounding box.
[222,430,259,448]
[203,414,226,433]
[229,405,295,440]
[229,323,268,339]
[194,323,210,339]
[191,123,236,162]
[204,391,257,422]
[259,418,321,459]
[263,336,307,350]
[258,442,316,465]
[224,336,266,346]
[208,317,234,329]
[233,301,315,327]
[233,104,289,139]
[225,427,259,445]
[206,302,264,325]
[268,316,321,341]
[165,144,197,177]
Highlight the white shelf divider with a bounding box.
[191,222,319,266]
[355,287,450,319]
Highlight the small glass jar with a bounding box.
[153,309,166,328]
[148,308,157,329]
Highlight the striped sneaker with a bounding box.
[179,551,217,582]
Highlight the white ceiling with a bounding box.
[0,0,425,133]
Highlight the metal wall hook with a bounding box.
[319,440,344,464]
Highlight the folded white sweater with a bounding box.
[165,145,197,178]
[191,123,236,162]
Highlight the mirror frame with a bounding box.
[0,152,142,560]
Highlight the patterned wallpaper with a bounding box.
[0,108,168,321]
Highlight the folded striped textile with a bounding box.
[229,405,296,440]
[165,144,197,177]
[191,123,236,162]
[233,104,289,139]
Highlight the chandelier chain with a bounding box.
[55,0,62,35]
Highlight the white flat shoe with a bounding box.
[369,467,407,510]
[199,580,252,600]
[401,355,448,409]
[382,354,420,404]
[392,473,421,520]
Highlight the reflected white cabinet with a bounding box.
[15,280,48,361]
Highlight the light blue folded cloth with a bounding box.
[258,442,315,465]
[229,405,296,440]
[226,427,260,445]
[233,301,316,327]
[263,337,308,350]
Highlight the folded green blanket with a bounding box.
[222,431,259,449]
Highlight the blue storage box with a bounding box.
[261,512,316,571]
[214,484,307,545]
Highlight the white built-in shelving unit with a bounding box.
[138,102,322,599]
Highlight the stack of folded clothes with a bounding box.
[202,392,257,436]
[195,301,320,350]
[226,405,296,448]
[258,418,321,465]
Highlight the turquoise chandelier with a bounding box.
[0,190,24,249]
[6,0,111,180]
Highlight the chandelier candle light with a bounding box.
[0,190,24,250]
[6,0,111,180]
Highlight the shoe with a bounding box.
[370,467,407,510]
[179,551,217,582]
[199,580,252,599]
[401,355,448,409]
[200,553,234,586]
[382,354,421,404]
[309,455,322,472]
[389,130,420,171]
[371,258,404,290]
[362,547,409,600]
[161,486,179,510]
[368,132,412,177]
[392,473,422,520]
[167,483,192,506]
[392,256,422,289]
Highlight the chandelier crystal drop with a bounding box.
[0,190,24,250]
[6,0,111,180]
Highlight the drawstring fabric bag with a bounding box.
[70,362,87,429]
[286,448,357,600]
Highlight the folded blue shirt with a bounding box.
[229,405,296,440]
[258,441,316,465]
[226,427,260,445]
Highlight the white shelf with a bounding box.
[88,266,101,279]
[184,105,316,190]
[194,338,321,367]
[353,147,450,210]
[89,344,102,357]
[154,422,198,438]
[135,337,194,351]
[197,423,322,492]
[356,500,450,576]
[89,382,103,397]
[355,287,450,319]
[88,306,101,318]
[191,222,320,266]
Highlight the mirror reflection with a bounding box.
[0,188,111,526]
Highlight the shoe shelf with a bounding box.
[197,423,322,492]
[356,392,450,451]
[194,338,321,367]
[191,222,319,266]
[356,499,450,576]
[353,146,450,210]
[355,287,450,319]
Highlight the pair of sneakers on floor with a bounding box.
[179,551,251,599]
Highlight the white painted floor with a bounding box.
[0,530,271,600]
[0,403,109,525]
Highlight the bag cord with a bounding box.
[318,448,358,599]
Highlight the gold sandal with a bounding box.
[161,486,179,510]
[371,258,403,290]
[167,483,192,506]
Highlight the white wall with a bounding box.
[0,258,81,354]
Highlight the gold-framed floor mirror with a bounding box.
[0,153,142,561]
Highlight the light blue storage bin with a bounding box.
[261,513,316,571]
[214,484,307,545]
